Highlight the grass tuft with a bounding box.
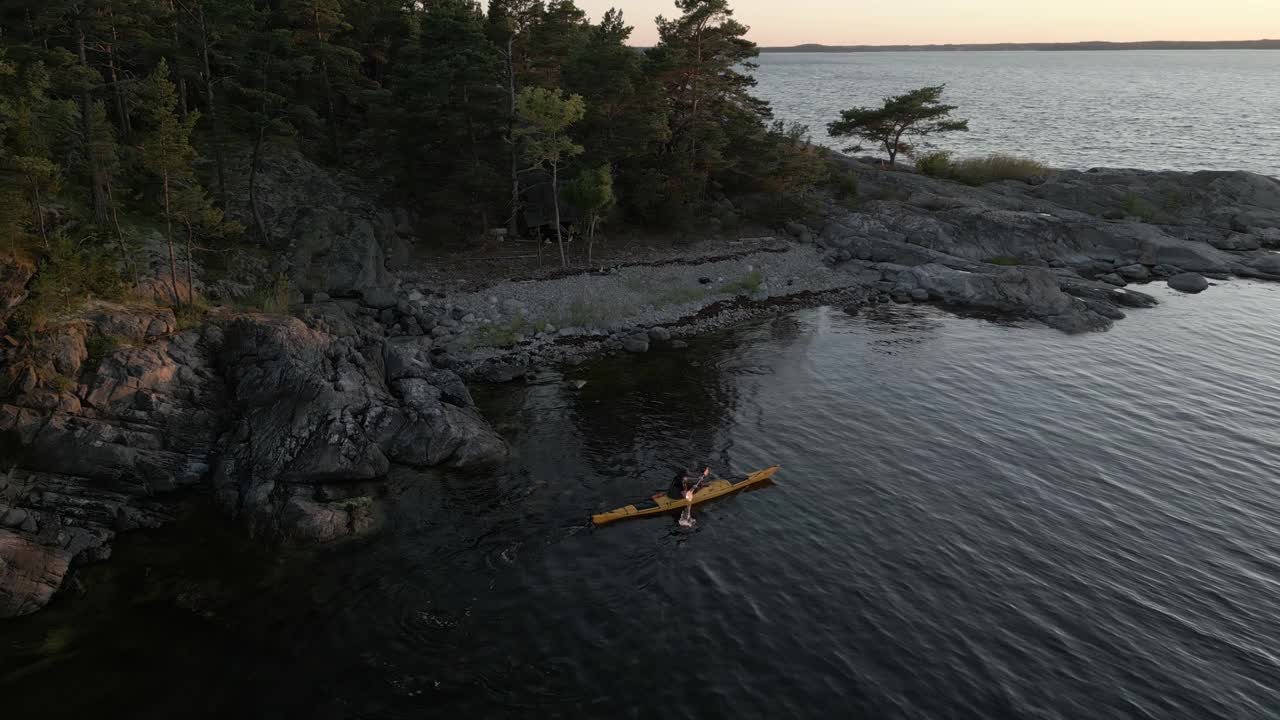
[917,152,1049,186]
[718,271,764,296]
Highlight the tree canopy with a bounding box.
[0,0,824,323]
[827,85,969,166]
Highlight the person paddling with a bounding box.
[669,467,711,500]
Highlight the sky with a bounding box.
[573,0,1280,46]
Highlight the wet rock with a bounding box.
[472,362,523,384]
[648,326,672,342]
[910,288,930,302]
[1097,273,1127,287]
[361,287,399,309]
[1168,273,1210,293]
[215,314,507,541]
[622,334,650,353]
[671,340,689,349]
[0,531,72,617]
[1116,264,1151,282]
[909,264,1112,333]
[387,379,507,468]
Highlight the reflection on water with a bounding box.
[6,282,1280,719]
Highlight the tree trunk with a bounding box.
[162,171,181,307]
[506,36,519,237]
[197,1,227,210]
[32,182,49,251]
[249,127,269,245]
[587,215,598,265]
[170,0,187,119]
[107,10,131,139]
[552,161,565,268]
[76,12,109,225]
[185,220,195,306]
[314,6,341,165]
[106,181,137,289]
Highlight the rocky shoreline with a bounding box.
[3,153,1279,617]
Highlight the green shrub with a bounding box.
[11,230,125,336]
[830,169,859,202]
[84,334,127,370]
[654,286,710,308]
[472,316,529,348]
[175,302,209,330]
[946,154,1049,186]
[1119,193,1170,223]
[915,151,954,178]
[49,373,75,393]
[240,272,291,314]
[719,271,764,295]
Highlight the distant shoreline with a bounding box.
[759,40,1280,53]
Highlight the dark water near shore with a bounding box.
[753,51,1280,175]
[7,282,1280,718]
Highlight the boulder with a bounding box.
[215,315,507,539]
[0,530,72,617]
[910,288,930,302]
[387,379,507,467]
[1097,273,1127,287]
[1168,273,1210,294]
[361,287,399,309]
[1115,264,1151,281]
[648,326,672,342]
[1209,233,1261,251]
[225,144,406,298]
[383,336,435,381]
[622,334,650,353]
[1252,254,1280,275]
[909,264,1112,333]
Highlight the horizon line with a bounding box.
[755,38,1280,48]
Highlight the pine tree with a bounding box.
[171,180,225,305]
[282,0,361,164]
[0,61,75,252]
[85,98,137,286]
[388,0,504,232]
[487,0,544,234]
[138,58,200,307]
[515,86,584,267]
[645,0,769,216]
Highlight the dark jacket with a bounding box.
[669,471,692,499]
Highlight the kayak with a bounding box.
[591,466,779,526]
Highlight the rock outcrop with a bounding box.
[227,145,414,299]
[817,158,1280,330]
[213,313,506,543]
[0,301,507,616]
[0,318,223,617]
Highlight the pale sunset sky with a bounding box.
[573,0,1280,46]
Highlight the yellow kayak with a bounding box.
[591,466,779,526]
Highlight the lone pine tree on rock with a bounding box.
[827,85,969,167]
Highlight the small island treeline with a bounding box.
[761,39,1280,53]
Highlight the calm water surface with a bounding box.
[753,51,1280,175]
[5,282,1280,718]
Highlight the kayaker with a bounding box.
[668,467,710,499]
